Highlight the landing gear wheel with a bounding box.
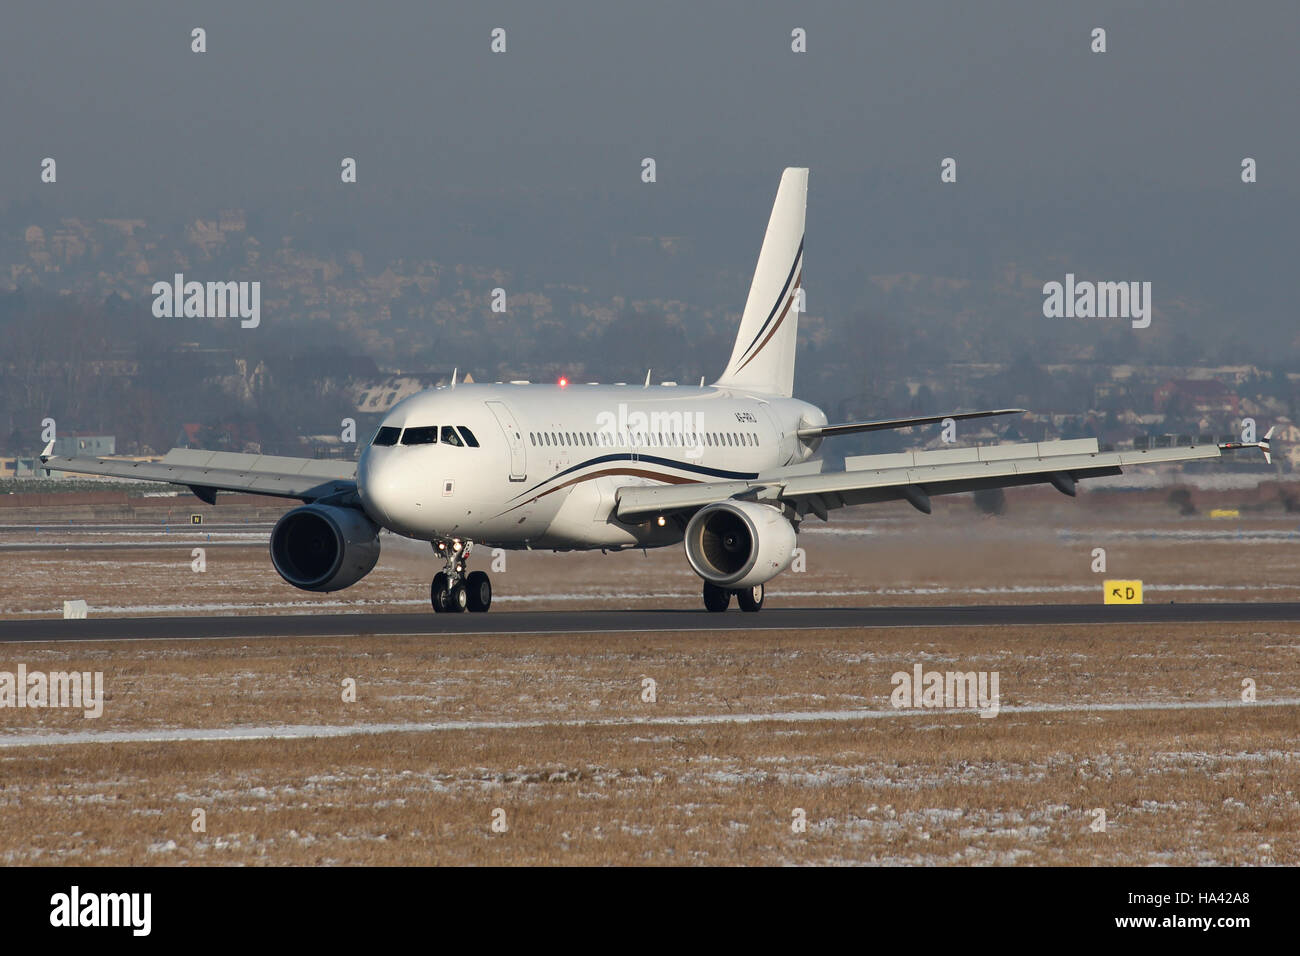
[466,570,492,612]
[448,583,469,613]
[736,583,764,612]
[430,572,451,613]
[702,581,731,613]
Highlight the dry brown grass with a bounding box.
[0,625,1298,733]
[0,624,1297,865]
[1,707,1294,866]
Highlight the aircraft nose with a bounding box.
[357,449,420,530]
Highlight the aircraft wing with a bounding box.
[38,446,357,504]
[615,437,1266,521]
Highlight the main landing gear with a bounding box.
[702,581,764,613]
[430,538,492,613]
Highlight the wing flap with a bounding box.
[785,443,1221,500]
[615,480,760,520]
[799,408,1025,438]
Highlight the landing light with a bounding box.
[656,516,666,527]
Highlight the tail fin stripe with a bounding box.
[734,270,802,374]
[737,237,804,363]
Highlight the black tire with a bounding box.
[702,581,731,612]
[430,572,451,613]
[448,582,469,612]
[736,583,764,612]
[466,570,492,612]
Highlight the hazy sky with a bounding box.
[3,1,1296,322]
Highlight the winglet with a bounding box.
[1218,425,1274,465]
[39,439,54,463]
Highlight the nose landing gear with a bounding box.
[430,538,493,613]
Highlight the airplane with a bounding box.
[40,168,1275,614]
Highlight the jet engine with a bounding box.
[269,504,381,592]
[684,500,797,589]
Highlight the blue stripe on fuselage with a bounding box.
[509,452,759,501]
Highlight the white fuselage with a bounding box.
[356,383,827,549]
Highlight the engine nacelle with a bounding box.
[269,504,380,592]
[684,500,797,589]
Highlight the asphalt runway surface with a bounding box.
[1,602,1298,643]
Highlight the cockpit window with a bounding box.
[457,426,479,447]
[440,425,463,447]
[402,425,440,445]
[372,426,401,447]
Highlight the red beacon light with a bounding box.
[558,376,569,388]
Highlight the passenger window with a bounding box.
[372,426,401,447]
[402,425,439,445]
[457,426,479,447]
[441,426,463,447]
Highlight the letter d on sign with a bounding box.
[1103,580,1143,604]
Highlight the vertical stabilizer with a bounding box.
[714,167,807,397]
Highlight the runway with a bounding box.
[1,602,1298,643]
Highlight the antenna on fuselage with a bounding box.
[699,376,705,387]
[644,369,652,388]
[451,367,458,389]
